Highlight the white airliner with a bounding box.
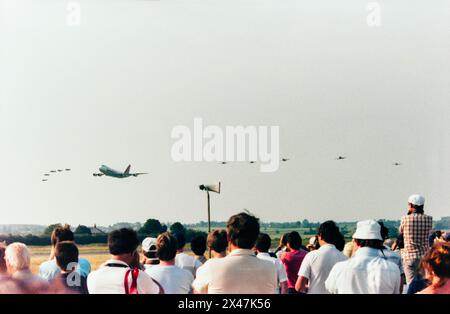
[93,165,148,178]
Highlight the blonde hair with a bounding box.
[5,242,30,271]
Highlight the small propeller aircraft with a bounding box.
[336,156,347,160]
[93,165,148,179]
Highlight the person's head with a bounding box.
[255,233,271,253]
[156,232,178,262]
[444,232,450,242]
[226,212,260,250]
[207,229,228,256]
[173,232,186,252]
[318,220,345,251]
[435,230,442,239]
[51,225,74,247]
[280,233,289,247]
[286,231,302,251]
[54,241,79,272]
[108,228,140,263]
[407,194,425,214]
[306,236,318,251]
[352,220,384,250]
[421,243,450,288]
[0,242,7,273]
[4,242,30,273]
[191,235,207,257]
[142,237,158,260]
[343,241,355,258]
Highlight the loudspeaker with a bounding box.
[199,182,221,194]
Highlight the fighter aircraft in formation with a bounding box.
[42,168,72,182]
[219,158,290,165]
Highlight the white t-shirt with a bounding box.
[87,260,160,294]
[192,249,278,294]
[325,247,401,294]
[143,264,157,271]
[145,265,194,294]
[275,248,286,259]
[380,246,404,275]
[256,252,288,293]
[297,244,347,294]
[175,252,202,277]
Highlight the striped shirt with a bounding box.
[399,213,432,261]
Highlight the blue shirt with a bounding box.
[39,258,91,281]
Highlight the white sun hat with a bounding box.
[352,219,382,240]
[408,194,425,206]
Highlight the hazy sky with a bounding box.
[1,0,449,226]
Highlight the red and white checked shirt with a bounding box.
[399,213,433,261]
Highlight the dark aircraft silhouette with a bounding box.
[281,158,290,162]
[44,174,50,176]
[65,169,71,171]
[249,161,256,164]
[50,170,57,173]
[336,156,347,160]
[57,169,63,172]
[393,162,402,166]
[219,161,227,165]
[42,179,48,182]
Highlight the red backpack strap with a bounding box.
[124,268,140,294]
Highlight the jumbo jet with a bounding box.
[93,165,148,178]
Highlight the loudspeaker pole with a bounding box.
[207,190,211,234]
[207,190,211,258]
[199,182,220,259]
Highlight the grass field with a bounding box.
[29,244,110,274]
[29,244,196,275]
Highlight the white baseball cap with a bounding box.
[142,237,157,253]
[352,219,382,240]
[408,194,425,206]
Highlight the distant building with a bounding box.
[90,224,106,236]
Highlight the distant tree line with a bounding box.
[2,216,448,246]
[0,219,207,246]
[137,219,207,242]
